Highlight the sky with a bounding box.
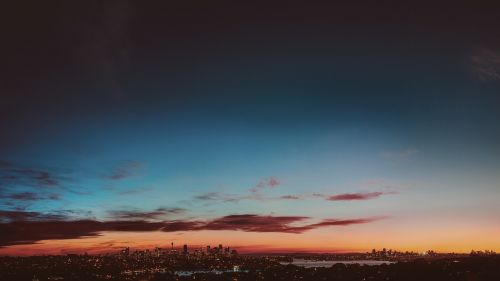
[1,1,500,255]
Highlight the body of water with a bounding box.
[175,269,246,276]
[281,259,394,268]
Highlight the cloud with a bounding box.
[194,192,307,203]
[469,48,500,81]
[193,192,258,203]
[382,148,418,161]
[0,210,68,222]
[0,161,62,188]
[268,178,280,187]
[117,187,154,196]
[194,192,224,201]
[0,210,93,223]
[327,191,395,201]
[35,171,59,186]
[0,162,69,210]
[0,220,161,247]
[250,177,281,193]
[0,192,61,201]
[0,220,105,246]
[0,212,385,246]
[194,177,283,204]
[107,161,142,180]
[303,217,388,229]
[107,207,185,220]
[161,220,205,232]
[201,214,309,233]
[280,195,301,200]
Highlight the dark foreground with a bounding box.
[1,255,499,281]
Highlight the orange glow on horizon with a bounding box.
[1,222,499,256]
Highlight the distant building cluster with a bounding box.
[119,243,238,260]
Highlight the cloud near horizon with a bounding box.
[0,211,385,247]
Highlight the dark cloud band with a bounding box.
[0,212,385,247]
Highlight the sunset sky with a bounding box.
[1,2,500,255]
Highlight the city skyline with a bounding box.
[2,2,500,256]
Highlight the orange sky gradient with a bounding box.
[2,219,499,256]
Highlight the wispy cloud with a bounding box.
[194,191,262,203]
[0,210,67,223]
[0,209,92,223]
[250,177,281,193]
[193,177,283,204]
[302,217,387,229]
[107,207,185,220]
[0,161,70,210]
[193,176,400,204]
[279,195,301,200]
[194,192,225,201]
[0,161,62,188]
[326,191,396,201]
[0,192,61,201]
[469,48,500,81]
[107,161,142,180]
[117,187,154,196]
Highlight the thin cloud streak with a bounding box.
[0,161,62,188]
[0,192,60,201]
[250,177,281,193]
[107,207,185,220]
[117,187,154,196]
[107,161,142,180]
[0,209,92,223]
[327,191,396,201]
[280,195,301,200]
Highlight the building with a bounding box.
[120,247,130,257]
[155,247,162,257]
